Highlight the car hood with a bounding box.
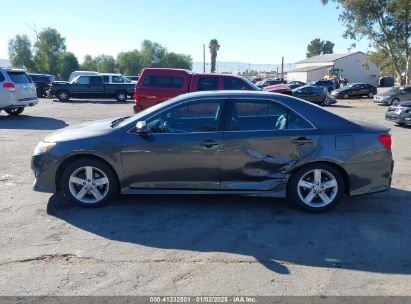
[263,83,291,92]
[376,91,396,97]
[44,118,116,142]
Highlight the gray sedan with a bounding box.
[32,91,394,212]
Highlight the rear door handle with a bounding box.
[200,139,219,148]
[292,137,314,145]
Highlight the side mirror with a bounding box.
[136,121,148,134]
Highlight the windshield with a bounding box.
[241,77,261,91]
[115,95,185,128]
[341,84,355,89]
[69,76,80,84]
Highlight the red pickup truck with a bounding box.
[133,68,259,112]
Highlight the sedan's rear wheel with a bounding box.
[287,163,344,212]
[343,93,349,99]
[61,158,119,207]
[368,91,374,98]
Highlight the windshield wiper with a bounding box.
[110,116,131,128]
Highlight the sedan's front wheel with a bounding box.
[61,158,119,207]
[287,163,344,212]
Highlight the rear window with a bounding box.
[0,72,5,82]
[143,76,184,88]
[7,72,32,83]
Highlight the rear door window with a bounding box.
[143,76,184,88]
[7,72,32,83]
[229,100,313,131]
[102,76,110,83]
[197,77,219,91]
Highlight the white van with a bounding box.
[69,71,99,82]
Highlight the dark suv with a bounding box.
[28,74,55,98]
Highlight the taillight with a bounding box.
[379,134,392,150]
[3,83,16,92]
[134,92,140,102]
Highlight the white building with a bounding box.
[0,59,11,68]
[287,52,379,85]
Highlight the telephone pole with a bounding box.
[203,44,206,73]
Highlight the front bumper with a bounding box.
[385,112,411,125]
[31,153,59,193]
[373,96,390,104]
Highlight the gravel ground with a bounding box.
[0,96,410,296]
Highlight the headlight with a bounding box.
[33,142,56,155]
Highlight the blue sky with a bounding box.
[0,0,372,64]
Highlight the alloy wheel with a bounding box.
[68,166,110,204]
[297,169,338,208]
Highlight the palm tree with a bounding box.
[209,39,220,73]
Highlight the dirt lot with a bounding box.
[0,97,410,296]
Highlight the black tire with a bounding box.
[343,93,349,99]
[56,90,70,102]
[368,91,374,98]
[391,98,400,106]
[5,107,24,116]
[115,91,127,102]
[61,158,119,208]
[287,163,345,213]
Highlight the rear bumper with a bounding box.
[346,156,394,196]
[3,98,38,109]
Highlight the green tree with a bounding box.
[94,55,116,73]
[81,55,98,71]
[367,47,406,78]
[307,39,335,57]
[322,40,335,54]
[307,38,324,57]
[209,39,220,73]
[140,40,167,68]
[8,35,34,70]
[159,52,193,70]
[321,0,411,84]
[116,50,143,75]
[33,27,66,75]
[58,52,79,80]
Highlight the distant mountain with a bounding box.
[192,61,296,74]
[0,59,11,68]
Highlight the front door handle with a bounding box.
[292,137,313,145]
[200,139,219,148]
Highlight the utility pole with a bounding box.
[203,44,206,73]
[281,56,284,79]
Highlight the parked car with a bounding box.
[100,73,132,84]
[374,85,411,106]
[49,75,135,102]
[32,91,393,213]
[125,76,139,82]
[331,83,377,99]
[385,101,411,126]
[263,83,293,95]
[256,78,287,88]
[69,71,99,82]
[288,81,306,90]
[308,80,338,92]
[28,73,55,98]
[251,77,262,84]
[0,68,38,116]
[133,68,259,112]
[292,85,336,106]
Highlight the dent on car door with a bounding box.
[121,99,225,190]
[220,99,320,191]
